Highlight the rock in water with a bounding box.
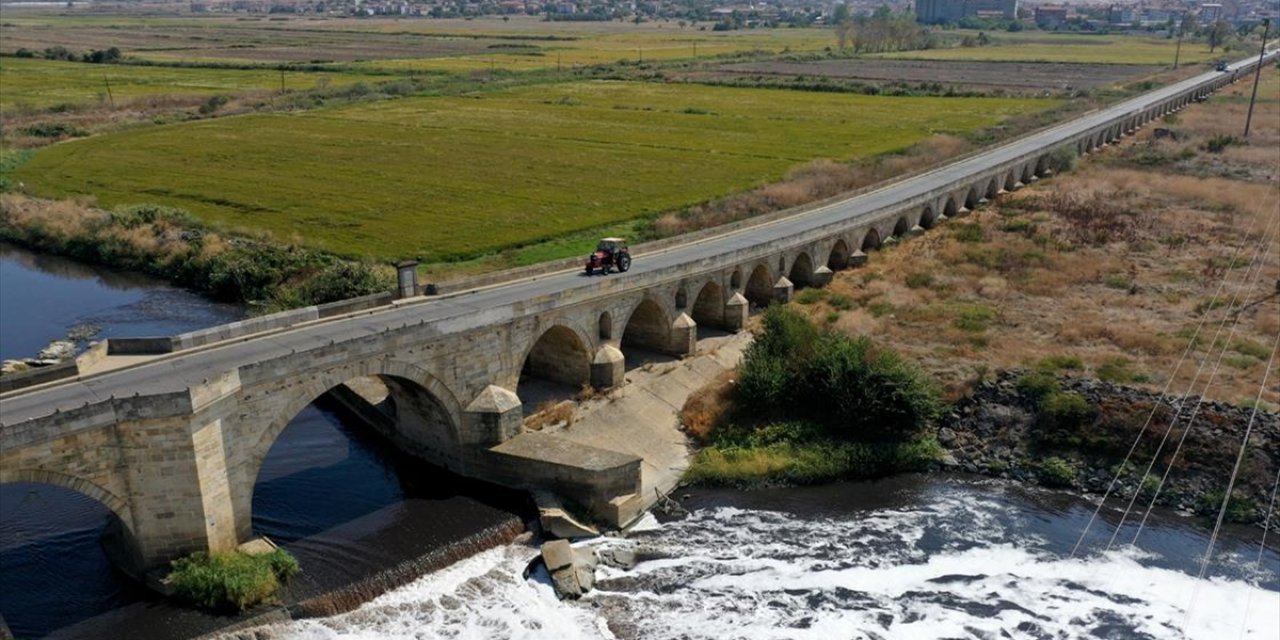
[37,340,76,361]
[541,540,598,600]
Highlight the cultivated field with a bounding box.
[712,59,1162,91]
[0,57,390,110]
[10,81,1055,261]
[0,13,833,69]
[885,32,1225,66]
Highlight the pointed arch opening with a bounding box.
[788,252,815,287]
[691,280,729,336]
[861,228,882,252]
[744,263,773,308]
[622,298,675,367]
[1004,171,1017,191]
[598,311,612,340]
[943,197,959,218]
[985,178,1000,200]
[965,187,981,210]
[828,239,851,270]
[919,205,938,230]
[893,217,911,237]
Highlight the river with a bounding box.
[238,475,1278,639]
[0,244,526,639]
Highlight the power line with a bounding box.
[1129,217,1279,547]
[1236,467,1280,640]
[1183,326,1278,632]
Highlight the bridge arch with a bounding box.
[828,238,851,270]
[598,311,612,340]
[964,186,981,210]
[0,469,134,540]
[522,324,593,388]
[985,177,1000,200]
[943,197,959,218]
[1004,171,1017,191]
[892,217,911,238]
[788,252,815,287]
[621,297,672,354]
[690,280,726,329]
[1021,162,1035,184]
[861,228,882,252]
[729,268,743,291]
[920,204,938,229]
[674,284,688,311]
[744,263,773,307]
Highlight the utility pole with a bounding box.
[1173,20,1185,69]
[102,75,114,107]
[1243,18,1271,138]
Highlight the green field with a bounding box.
[0,58,391,111]
[12,81,1055,261]
[884,32,1224,65]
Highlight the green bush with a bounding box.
[953,223,986,243]
[1036,355,1083,373]
[1047,145,1077,173]
[1197,490,1259,523]
[1039,390,1093,433]
[1016,371,1061,403]
[738,306,942,443]
[1038,456,1076,487]
[169,549,299,613]
[904,272,935,289]
[794,288,826,305]
[953,304,994,332]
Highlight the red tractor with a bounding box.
[585,237,631,275]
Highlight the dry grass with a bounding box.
[679,369,738,444]
[523,400,575,431]
[813,68,1280,408]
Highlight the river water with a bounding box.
[242,475,1278,640]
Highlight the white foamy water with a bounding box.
[239,479,1279,640]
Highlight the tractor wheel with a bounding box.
[617,253,631,272]
[585,265,594,276]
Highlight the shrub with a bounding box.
[1197,490,1259,523]
[953,223,986,243]
[169,549,299,613]
[1096,357,1144,383]
[1017,371,1060,403]
[828,293,853,310]
[904,272,935,289]
[1047,145,1077,173]
[952,304,994,332]
[199,94,232,115]
[1203,134,1238,153]
[794,288,826,305]
[20,122,85,139]
[738,306,942,443]
[1037,355,1083,372]
[1038,456,1075,487]
[1038,391,1093,434]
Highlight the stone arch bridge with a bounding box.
[0,55,1270,574]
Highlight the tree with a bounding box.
[1206,19,1231,52]
[832,2,853,49]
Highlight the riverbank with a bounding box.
[939,369,1279,526]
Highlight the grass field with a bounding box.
[0,58,391,111]
[11,81,1055,261]
[884,32,1226,65]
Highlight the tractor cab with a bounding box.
[586,237,631,275]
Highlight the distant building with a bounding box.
[1199,3,1223,22]
[914,0,1017,22]
[1035,4,1068,28]
[1108,4,1135,25]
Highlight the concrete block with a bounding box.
[848,250,869,267]
[773,277,794,304]
[464,385,523,445]
[591,345,624,389]
[669,313,696,357]
[723,293,749,332]
[810,265,834,287]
